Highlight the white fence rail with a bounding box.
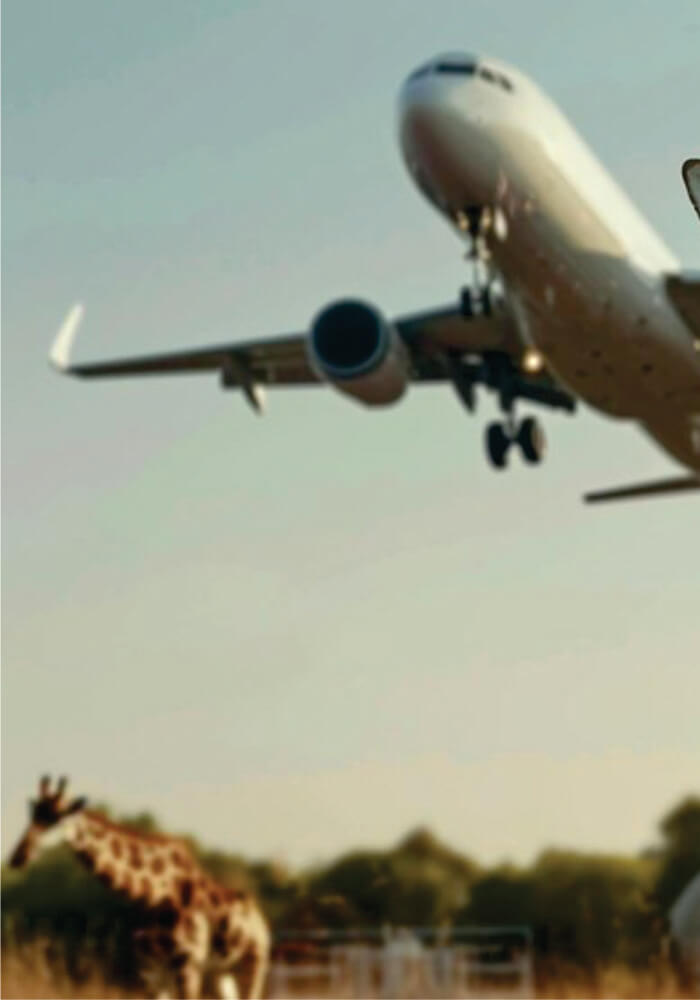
[269,925,534,998]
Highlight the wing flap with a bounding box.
[397,303,513,353]
[67,341,316,382]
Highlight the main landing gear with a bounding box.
[485,415,546,469]
[483,350,547,469]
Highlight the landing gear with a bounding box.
[460,285,493,318]
[447,204,559,473]
[485,422,510,469]
[458,205,496,319]
[484,416,546,469]
[517,416,546,464]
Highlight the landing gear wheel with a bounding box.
[485,421,510,469]
[460,286,493,318]
[517,416,546,464]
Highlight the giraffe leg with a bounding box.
[211,972,239,999]
[174,962,203,1000]
[138,957,172,998]
[244,948,269,1000]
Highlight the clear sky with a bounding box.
[3,0,699,868]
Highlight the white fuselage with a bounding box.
[398,54,700,473]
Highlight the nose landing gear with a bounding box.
[457,205,496,319]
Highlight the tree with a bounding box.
[653,797,700,912]
[308,828,479,928]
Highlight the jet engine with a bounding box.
[308,299,409,406]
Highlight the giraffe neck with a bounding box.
[66,810,194,906]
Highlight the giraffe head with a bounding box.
[9,775,87,868]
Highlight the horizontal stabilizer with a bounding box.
[683,158,700,219]
[584,475,700,504]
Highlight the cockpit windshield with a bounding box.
[478,65,514,92]
[408,54,476,81]
[435,59,477,76]
[407,56,514,92]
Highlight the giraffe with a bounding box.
[9,776,270,1000]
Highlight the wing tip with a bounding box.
[49,303,84,372]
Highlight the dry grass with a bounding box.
[1,943,696,1000]
[537,964,693,999]
[1,940,134,999]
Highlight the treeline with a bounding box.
[2,795,699,984]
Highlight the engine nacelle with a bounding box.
[307,300,409,406]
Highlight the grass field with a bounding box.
[1,939,695,1000]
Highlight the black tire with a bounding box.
[460,288,475,318]
[485,422,510,469]
[460,286,492,318]
[517,416,546,464]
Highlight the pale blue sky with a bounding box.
[3,0,699,866]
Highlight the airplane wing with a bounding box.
[49,300,576,414]
[49,304,313,412]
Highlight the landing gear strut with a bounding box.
[448,204,558,471]
[458,205,495,318]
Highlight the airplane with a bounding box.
[49,54,700,503]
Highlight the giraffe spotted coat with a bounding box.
[9,777,270,999]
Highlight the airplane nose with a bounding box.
[398,53,478,113]
[398,68,446,121]
[398,74,452,150]
[398,67,471,169]
[397,58,479,148]
[397,62,494,214]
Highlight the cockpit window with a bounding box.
[407,58,513,90]
[478,65,514,92]
[408,64,433,81]
[435,60,477,75]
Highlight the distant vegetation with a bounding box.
[2,796,699,993]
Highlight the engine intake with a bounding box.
[308,300,409,406]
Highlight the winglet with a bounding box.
[49,303,84,372]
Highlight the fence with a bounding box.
[269,925,534,998]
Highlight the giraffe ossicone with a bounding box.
[9,775,270,1000]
